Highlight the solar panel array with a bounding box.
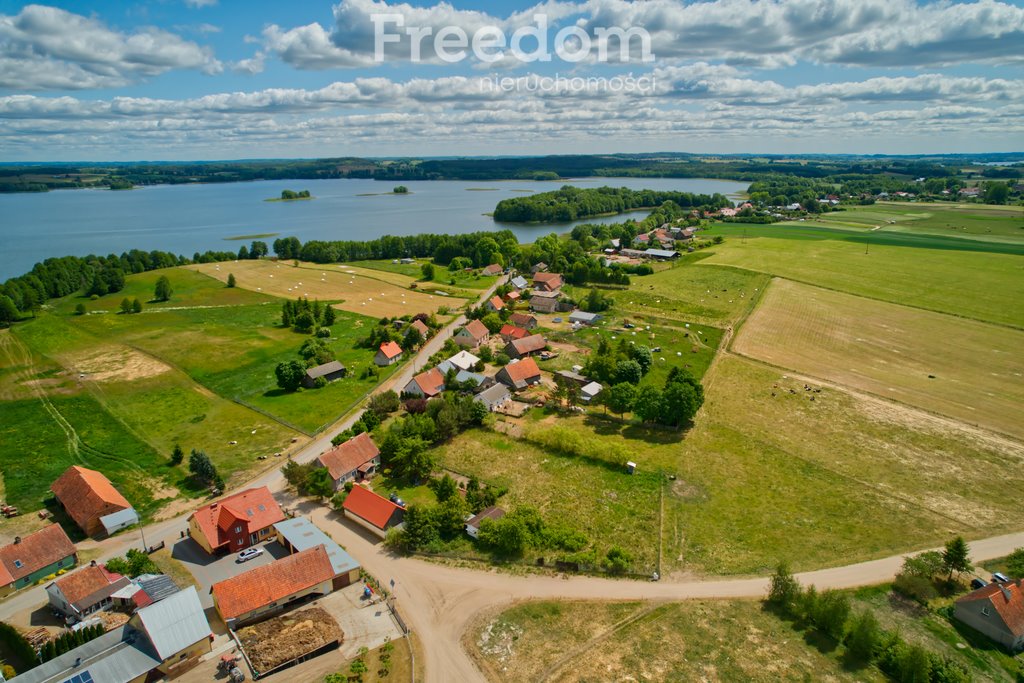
[60,672,94,683]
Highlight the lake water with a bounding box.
[0,177,747,280]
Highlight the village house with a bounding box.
[484,295,505,313]
[465,507,506,539]
[15,587,212,683]
[480,263,503,276]
[531,262,548,274]
[446,350,481,372]
[500,324,529,341]
[0,525,77,597]
[403,366,446,398]
[510,275,529,290]
[212,545,335,628]
[315,432,381,490]
[302,360,346,388]
[454,319,489,348]
[505,334,546,359]
[375,341,403,366]
[274,517,361,589]
[409,319,430,339]
[474,383,511,412]
[508,312,537,330]
[532,272,563,292]
[50,466,138,538]
[110,574,181,612]
[954,580,1024,651]
[187,487,285,555]
[529,290,561,314]
[504,290,520,303]
[47,562,132,621]
[632,233,651,246]
[341,486,405,539]
[435,361,486,387]
[496,358,543,390]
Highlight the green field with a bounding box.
[808,202,1024,244]
[354,258,499,292]
[699,233,1024,328]
[469,600,879,683]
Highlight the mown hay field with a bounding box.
[732,278,1024,440]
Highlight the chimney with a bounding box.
[90,559,97,567]
[13,536,20,544]
[210,503,218,509]
[74,657,81,668]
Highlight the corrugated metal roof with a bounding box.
[136,574,180,603]
[134,586,210,661]
[9,629,159,683]
[273,517,360,577]
[99,508,139,534]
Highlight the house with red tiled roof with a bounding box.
[375,340,404,366]
[342,486,405,539]
[504,291,520,303]
[532,272,563,292]
[211,545,335,627]
[409,319,430,340]
[508,313,537,330]
[50,465,138,537]
[505,334,546,359]
[955,580,1024,651]
[499,324,529,341]
[316,432,381,490]
[403,366,446,398]
[454,319,489,348]
[485,295,505,313]
[0,525,77,596]
[481,264,503,277]
[496,357,543,390]
[46,562,131,620]
[187,487,285,555]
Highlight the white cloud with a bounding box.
[0,4,222,90]
[184,0,218,8]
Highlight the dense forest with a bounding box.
[493,186,732,222]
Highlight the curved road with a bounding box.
[3,275,1023,682]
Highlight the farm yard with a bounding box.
[732,278,1024,440]
[237,607,344,675]
[191,259,471,317]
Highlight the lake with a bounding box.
[0,177,747,280]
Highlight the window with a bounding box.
[237,539,243,545]
[13,560,22,568]
[180,653,188,660]
[981,606,991,617]
[234,526,241,533]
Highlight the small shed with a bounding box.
[626,462,637,475]
[569,311,601,326]
[580,382,603,402]
[465,507,506,539]
[303,361,347,388]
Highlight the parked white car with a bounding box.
[237,547,264,563]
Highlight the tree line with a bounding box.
[492,185,732,222]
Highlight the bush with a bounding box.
[495,353,510,366]
[603,546,633,574]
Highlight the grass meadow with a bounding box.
[355,258,499,292]
[733,278,1024,440]
[807,201,1024,244]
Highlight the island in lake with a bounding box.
[266,189,312,202]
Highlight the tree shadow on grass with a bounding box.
[262,387,294,398]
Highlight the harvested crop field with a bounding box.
[237,607,343,674]
[190,260,465,317]
[733,278,1024,440]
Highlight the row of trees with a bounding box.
[39,624,106,664]
[493,186,732,222]
[236,240,269,260]
[893,537,973,603]
[280,296,335,332]
[767,564,971,682]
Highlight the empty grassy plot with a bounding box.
[355,258,499,291]
[701,235,1024,327]
[665,356,1024,575]
[435,425,666,571]
[604,260,771,328]
[733,279,1024,440]
[469,600,877,683]
[813,202,1024,243]
[190,260,464,317]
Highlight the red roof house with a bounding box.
[316,432,382,490]
[46,563,131,619]
[481,264,503,276]
[454,319,489,348]
[212,545,335,626]
[0,525,78,595]
[532,272,563,292]
[375,341,404,366]
[505,333,546,359]
[187,487,285,555]
[403,366,446,398]
[51,466,136,537]
[342,486,405,539]
[485,296,505,312]
[499,324,528,341]
[955,580,1024,651]
[496,357,543,390]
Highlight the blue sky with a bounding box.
[0,0,1022,160]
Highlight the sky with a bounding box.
[0,0,1022,161]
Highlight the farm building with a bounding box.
[569,311,602,325]
[274,517,361,589]
[531,262,548,274]
[302,360,346,388]
[212,546,335,628]
[485,295,505,312]
[505,334,546,359]
[555,369,588,386]
[465,507,506,539]
[50,466,139,538]
[403,366,446,398]
[532,272,563,292]
[509,313,538,329]
[375,341,403,366]
[474,383,511,412]
[644,249,680,260]
[619,248,646,259]
[500,324,529,341]
[341,486,405,539]
[954,581,1024,651]
[454,319,490,348]
[496,358,542,390]
[529,291,561,313]
[316,432,381,490]
[13,587,212,683]
[47,562,132,620]
[187,487,285,555]
[581,382,604,402]
[0,525,77,596]
[510,275,529,290]
[481,264,503,276]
